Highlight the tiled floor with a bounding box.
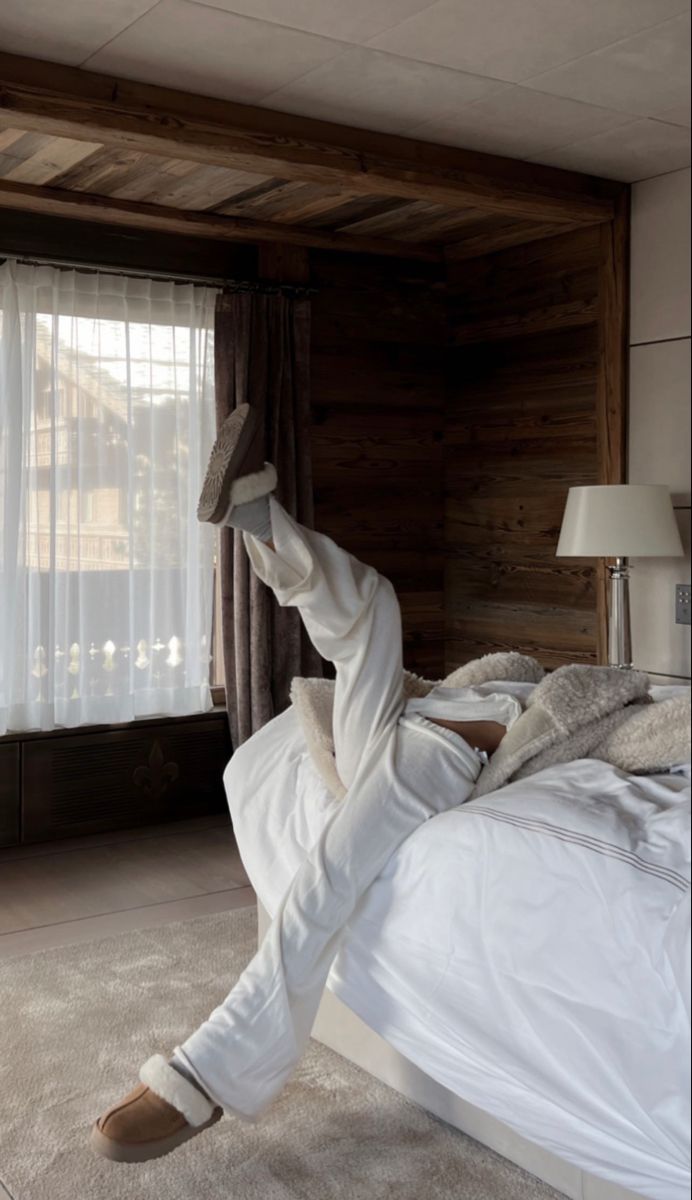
[0,815,255,959]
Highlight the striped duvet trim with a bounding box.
[464,805,690,893]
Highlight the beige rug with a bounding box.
[0,906,565,1200]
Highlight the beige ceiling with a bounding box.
[0,0,689,182]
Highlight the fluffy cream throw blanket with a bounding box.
[289,652,691,801]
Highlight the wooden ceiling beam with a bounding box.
[0,178,442,261]
[0,52,618,228]
[445,219,584,262]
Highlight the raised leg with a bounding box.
[243,495,405,789]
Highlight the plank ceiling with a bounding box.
[0,125,579,256]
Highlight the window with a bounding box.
[0,259,219,734]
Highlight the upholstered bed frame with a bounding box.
[257,903,641,1200]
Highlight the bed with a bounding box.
[225,683,691,1200]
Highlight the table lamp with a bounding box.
[556,484,684,669]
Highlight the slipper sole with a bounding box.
[197,402,260,524]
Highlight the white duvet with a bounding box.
[226,692,691,1200]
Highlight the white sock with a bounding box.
[221,494,273,542]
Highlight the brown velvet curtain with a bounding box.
[215,289,322,748]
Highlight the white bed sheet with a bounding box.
[225,696,691,1200]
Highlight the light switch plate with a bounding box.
[676,584,691,625]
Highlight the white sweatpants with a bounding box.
[174,497,483,1119]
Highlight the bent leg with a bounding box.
[245,496,404,789]
[174,719,481,1119]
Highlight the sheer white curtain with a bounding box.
[0,259,219,734]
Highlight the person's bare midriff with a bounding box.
[428,717,507,755]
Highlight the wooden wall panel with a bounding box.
[307,225,622,679]
[445,224,604,672]
[448,226,600,344]
[309,250,447,678]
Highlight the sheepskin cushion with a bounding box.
[444,651,544,690]
[594,691,691,773]
[524,663,650,726]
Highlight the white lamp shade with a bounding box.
[556,484,684,558]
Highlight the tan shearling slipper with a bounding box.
[90,1055,222,1163]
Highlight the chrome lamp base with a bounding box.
[607,557,633,669]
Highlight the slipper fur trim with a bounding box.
[139,1055,215,1128]
[230,462,277,508]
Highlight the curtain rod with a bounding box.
[0,254,316,296]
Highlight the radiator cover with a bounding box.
[17,712,231,842]
[0,743,20,847]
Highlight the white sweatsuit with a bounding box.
[173,497,519,1120]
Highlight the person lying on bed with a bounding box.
[90,403,524,1163]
